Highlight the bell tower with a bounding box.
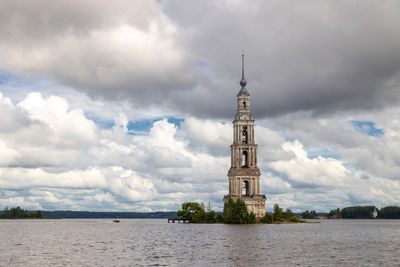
[223,53,266,218]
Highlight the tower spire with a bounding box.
[239,51,249,95]
[242,51,245,81]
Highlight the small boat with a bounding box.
[113,218,120,223]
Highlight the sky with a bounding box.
[1,0,400,212]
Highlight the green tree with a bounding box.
[340,206,376,219]
[206,210,216,223]
[283,208,293,219]
[176,202,218,223]
[311,210,317,218]
[191,210,206,223]
[1,207,43,219]
[248,212,257,224]
[327,208,341,219]
[273,204,283,222]
[216,213,224,223]
[289,216,300,223]
[301,210,317,219]
[1,207,9,218]
[223,197,249,224]
[378,206,400,219]
[177,202,204,221]
[260,213,273,224]
[36,210,42,218]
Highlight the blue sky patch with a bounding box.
[88,115,184,133]
[167,117,184,127]
[308,148,341,160]
[0,68,49,87]
[94,120,115,129]
[0,69,19,85]
[351,120,383,137]
[196,61,207,68]
[127,119,154,132]
[85,113,115,129]
[284,136,296,142]
[127,117,184,135]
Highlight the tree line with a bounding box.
[301,210,318,219]
[1,208,180,219]
[326,206,400,219]
[41,210,178,219]
[0,207,42,219]
[378,206,400,219]
[176,202,218,223]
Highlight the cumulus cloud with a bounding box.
[256,110,400,211]
[1,0,400,211]
[0,91,400,211]
[0,140,18,166]
[181,117,231,156]
[0,93,230,210]
[269,140,349,188]
[266,109,400,183]
[18,93,99,147]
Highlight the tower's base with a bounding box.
[224,195,266,219]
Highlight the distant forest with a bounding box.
[0,208,178,219]
[0,207,42,219]
[326,206,400,219]
[41,210,178,219]
[1,206,400,219]
[298,206,400,219]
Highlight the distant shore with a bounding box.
[0,217,60,220]
[40,210,178,219]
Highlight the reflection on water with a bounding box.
[0,219,399,266]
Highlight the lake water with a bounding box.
[0,219,399,266]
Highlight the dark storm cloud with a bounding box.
[161,0,400,118]
[0,0,156,39]
[1,0,400,118]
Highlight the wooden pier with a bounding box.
[168,218,190,223]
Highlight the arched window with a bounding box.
[242,151,248,167]
[243,101,246,108]
[242,180,249,196]
[241,129,248,144]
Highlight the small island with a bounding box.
[176,198,306,224]
[0,207,42,219]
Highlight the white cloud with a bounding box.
[1,89,400,212]
[0,140,19,166]
[0,167,107,189]
[18,92,98,147]
[269,140,348,187]
[0,93,230,211]
[182,117,231,155]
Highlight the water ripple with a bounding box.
[0,219,399,266]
